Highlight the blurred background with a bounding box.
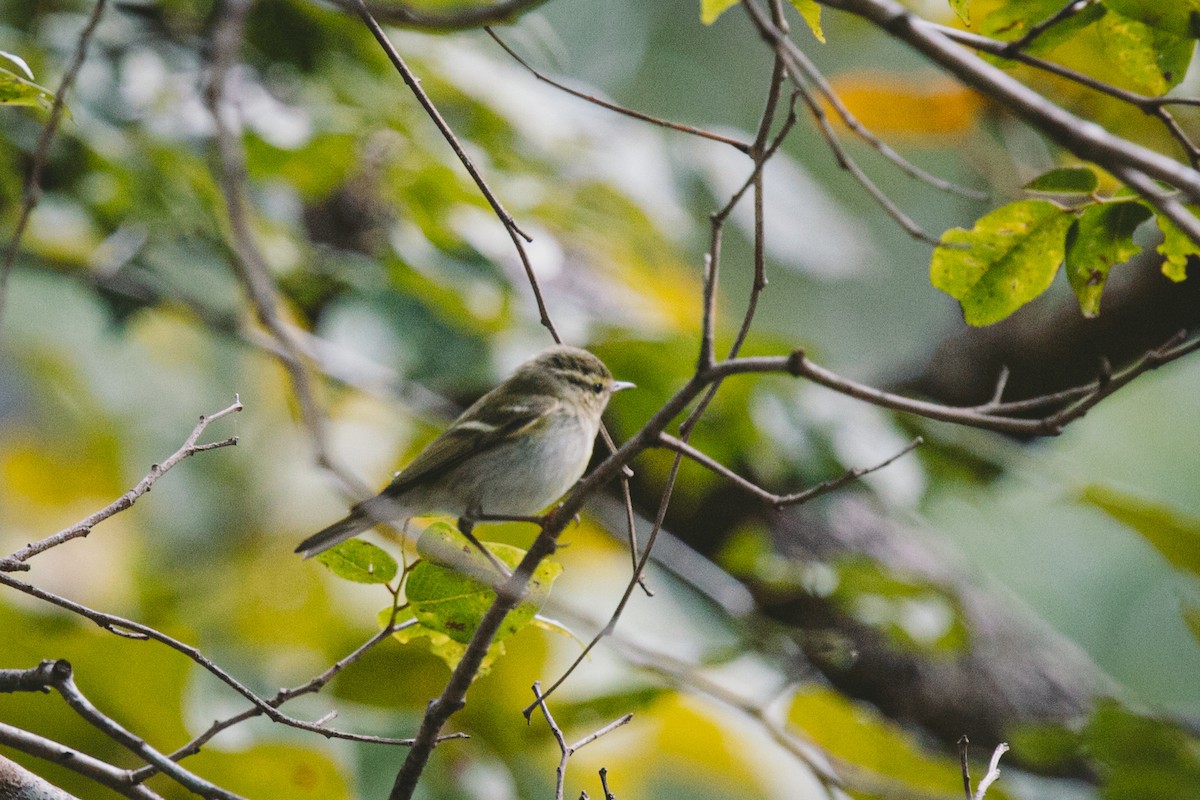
[2,0,1199,797]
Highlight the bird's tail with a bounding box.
[295,506,376,559]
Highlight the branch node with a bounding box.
[785,349,807,375]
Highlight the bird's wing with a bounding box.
[381,393,560,498]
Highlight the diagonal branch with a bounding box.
[0,574,431,749]
[3,660,244,800]
[0,398,242,572]
[810,0,1200,245]
[934,25,1200,167]
[348,0,561,339]
[486,29,752,153]
[0,723,163,800]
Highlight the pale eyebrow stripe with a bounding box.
[455,420,499,432]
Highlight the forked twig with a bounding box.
[0,398,243,572]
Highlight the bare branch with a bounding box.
[0,574,430,749]
[0,724,163,800]
[3,660,245,800]
[604,628,963,800]
[813,0,1200,243]
[0,398,242,572]
[0,0,108,334]
[205,0,369,498]
[655,432,922,508]
[934,25,1200,167]
[746,5,987,201]
[131,620,437,781]
[710,332,1200,435]
[0,753,83,800]
[738,11,947,246]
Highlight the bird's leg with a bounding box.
[457,512,512,580]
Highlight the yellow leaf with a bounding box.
[828,70,985,140]
[789,687,987,794]
[700,0,739,25]
[790,0,825,42]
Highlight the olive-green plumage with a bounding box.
[295,345,632,558]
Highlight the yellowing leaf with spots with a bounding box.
[932,199,1075,326]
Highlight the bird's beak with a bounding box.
[611,380,636,392]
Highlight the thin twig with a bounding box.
[712,333,1200,435]
[656,432,922,508]
[0,0,109,335]
[600,625,962,800]
[813,0,1200,210]
[348,0,562,339]
[958,736,971,800]
[599,767,616,800]
[530,53,798,714]
[486,29,751,153]
[131,617,430,780]
[531,679,633,800]
[739,11,947,246]
[1000,0,1097,56]
[0,574,428,748]
[0,398,243,572]
[972,743,1009,800]
[747,4,987,201]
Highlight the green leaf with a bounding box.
[1079,484,1200,578]
[931,199,1075,326]
[980,0,1106,55]
[378,605,507,674]
[405,522,562,645]
[1064,201,1152,317]
[1024,166,1100,195]
[316,539,398,584]
[1084,701,1200,797]
[700,0,739,25]
[0,66,55,110]
[790,0,825,42]
[1008,722,1084,772]
[1096,2,1198,94]
[949,0,970,25]
[1156,207,1200,282]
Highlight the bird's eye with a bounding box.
[592,382,604,394]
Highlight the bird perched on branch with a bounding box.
[296,345,634,558]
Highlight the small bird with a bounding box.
[296,345,634,558]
